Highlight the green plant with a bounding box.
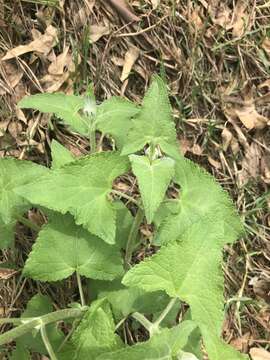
[0,75,248,360]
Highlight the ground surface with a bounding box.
[0,0,269,359]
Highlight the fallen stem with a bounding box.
[0,308,87,346]
[16,215,41,232]
[111,190,141,207]
[40,325,58,360]
[124,208,144,269]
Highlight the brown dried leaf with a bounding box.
[226,85,269,129]
[234,106,268,129]
[107,0,139,22]
[208,156,221,169]
[0,62,23,94]
[150,0,160,9]
[89,24,110,43]
[189,6,204,30]
[120,46,139,82]
[48,46,70,75]
[0,268,17,280]
[209,0,231,29]
[230,332,251,353]
[261,155,270,184]
[221,127,233,151]
[232,1,249,37]
[250,348,270,360]
[258,79,270,90]
[2,25,58,60]
[262,37,270,57]
[238,142,261,185]
[41,50,76,92]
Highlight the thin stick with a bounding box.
[76,272,85,307]
[40,325,58,360]
[111,190,140,207]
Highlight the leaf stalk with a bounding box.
[0,308,87,346]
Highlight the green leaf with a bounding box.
[23,213,123,281]
[89,278,170,321]
[58,299,122,360]
[121,75,179,159]
[51,140,75,169]
[0,158,47,224]
[15,152,130,244]
[155,156,243,245]
[18,93,88,135]
[114,201,133,249]
[19,294,64,355]
[97,321,198,360]
[123,222,248,360]
[10,343,30,360]
[0,219,15,249]
[177,352,199,360]
[96,97,139,149]
[130,155,175,223]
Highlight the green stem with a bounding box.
[16,215,41,232]
[89,125,96,154]
[0,308,87,346]
[40,325,58,360]
[153,298,177,328]
[124,208,144,269]
[76,272,85,307]
[131,312,154,333]
[132,298,178,338]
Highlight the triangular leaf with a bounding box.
[19,294,64,354]
[89,278,169,321]
[97,321,198,360]
[51,140,75,169]
[23,213,123,281]
[155,156,243,245]
[58,299,122,360]
[121,75,179,159]
[0,158,47,224]
[96,97,139,149]
[18,93,88,135]
[123,222,248,360]
[130,155,175,223]
[15,152,130,244]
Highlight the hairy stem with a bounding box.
[76,272,85,307]
[132,298,178,338]
[0,308,87,346]
[40,325,58,360]
[89,125,96,154]
[153,298,177,328]
[131,312,154,333]
[125,208,144,269]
